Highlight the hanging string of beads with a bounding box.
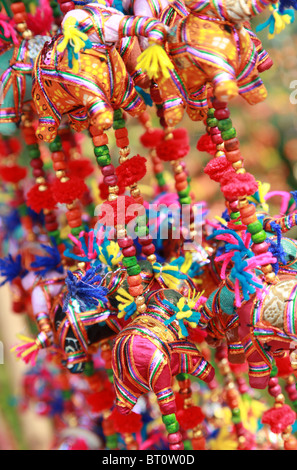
[208,99,276,283]
[10,0,32,40]
[215,346,249,450]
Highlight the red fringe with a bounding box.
[177,406,205,430]
[204,156,235,183]
[116,155,147,187]
[68,159,94,179]
[110,408,143,434]
[197,133,217,155]
[52,176,88,204]
[27,0,53,35]
[221,173,258,200]
[27,184,57,213]
[262,404,296,434]
[0,165,27,184]
[140,129,164,149]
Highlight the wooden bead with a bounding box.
[138,235,153,246]
[101,165,115,177]
[129,285,144,297]
[104,175,118,186]
[127,275,143,287]
[224,138,239,151]
[226,150,242,163]
[68,218,82,228]
[241,214,257,226]
[67,209,82,221]
[14,12,27,23]
[240,203,256,218]
[154,164,164,174]
[175,171,187,183]
[115,128,128,138]
[11,3,26,14]
[116,137,129,148]
[176,181,188,192]
[33,169,45,178]
[53,161,68,171]
[92,134,109,146]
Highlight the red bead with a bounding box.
[211,134,224,145]
[168,432,183,444]
[104,175,118,186]
[45,213,57,224]
[214,108,230,120]
[138,235,153,246]
[269,377,279,387]
[129,285,144,297]
[169,443,184,451]
[101,165,115,177]
[60,1,75,13]
[212,98,227,110]
[142,244,156,256]
[122,246,137,257]
[269,385,282,397]
[46,222,59,232]
[127,275,142,287]
[118,237,134,249]
[30,159,43,169]
[209,127,220,135]
[251,242,269,255]
[33,169,45,178]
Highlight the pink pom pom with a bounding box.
[221,173,258,200]
[262,405,296,434]
[197,133,217,155]
[204,156,235,183]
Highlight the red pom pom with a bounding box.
[52,176,88,204]
[156,128,190,162]
[188,328,207,344]
[98,195,138,226]
[177,406,205,430]
[221,173,258,200]
[110,408,142,434]
[68,438,89,451]
[26,184,57,213]
[140,129,164,148]
[8,137,22,155]
[27,0,53,35]
[262,405,296,434]
[0,165,27,184]
[204,156,235,183]
[197,133,217,155]
[116,155,147,187]
[68,159,94,179]
[86,389,115,413]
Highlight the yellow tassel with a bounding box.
[269,6,292,39]
[57,17,90,55]
[137,43,174,80]
[116,288,136,319]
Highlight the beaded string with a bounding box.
[207,99,276,284]
[49,134,85,239]
[215,346,248,450]
[10,0,33,40]
[21,110,61,246]
[89,122,148,315]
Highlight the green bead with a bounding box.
[166,422,180,434]
[270,364,278,377]
[247,221,263,235]
[84,361,95,377]
[94,145,109,157]
[18,204,28,217]
[176,373,189,381]
[184,440,193,451]
[232,415,242,424]
[217,118,232,132]
[113,109,123,121]
[207,108,215,118]
[122,256,138,268]
[180,196,192,205]
[178,187,191,198]
[232,408,241,418]
[127,265,141,276]
[113,119,126,130]
[230,211,240,220]
[28,148,41,159]
[206,117,218,128]
[221,128,237,141]
[106,435,118,449]
[96,155,111,167]
[251,230,267,244]
[49,138,62,152]
[162,413,177,426]
[48,230,61,243]
[62,390,72,400]
[156,173,166,187]
[71,226,84,237]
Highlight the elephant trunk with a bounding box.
[263,212,297,234]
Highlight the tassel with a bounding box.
[163,296,202,339]
[153,262,188,289]
[115,288,137,320]
[11,331,52,366]
[57,16,92,73]
[137,42,174,80]
[96,240,123,270]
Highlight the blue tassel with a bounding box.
[63,268,108,312]
[135,87,153,107]
[267,221,286,273]
[230,253,263,301]
[0,254,28,286]
[31,244,64,277]
[112,0,127,13]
